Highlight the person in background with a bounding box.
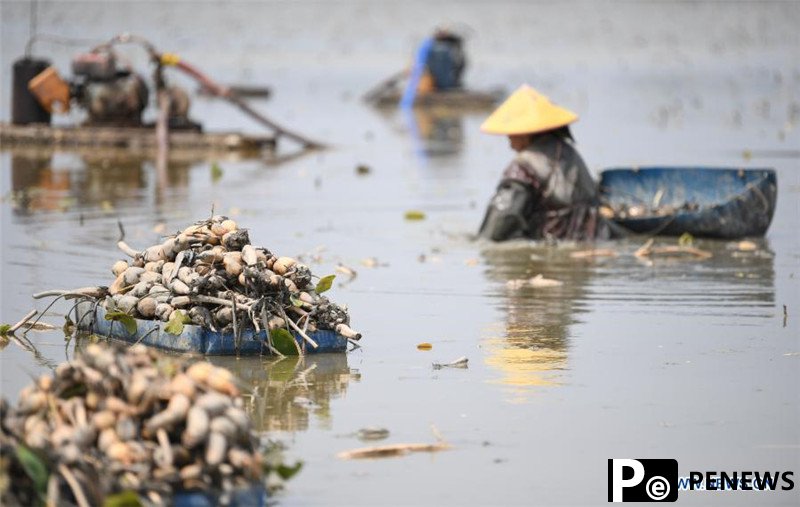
[478,84,617,241]
[416,27,466,93]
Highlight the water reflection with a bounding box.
[56,338,360,435]
[481,245,594,401]
[7,151,72,213]
[209,355,361,433]
[3,146,312,215]
[373,108,465,160]
[5,148,195,214]
[406,108,464,158]
[480,239,777,402]
[589,238,776,316]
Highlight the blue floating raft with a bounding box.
[173,484,267,507]
[599,167,777,239]
[74,301,347,355]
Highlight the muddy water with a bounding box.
[1,1,799,505]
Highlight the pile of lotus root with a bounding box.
[85,216,360,351]
[0,344,264,505]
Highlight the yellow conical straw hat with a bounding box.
[481,84,578,135]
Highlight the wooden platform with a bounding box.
[368,88,504,110]
[0,122,276,157]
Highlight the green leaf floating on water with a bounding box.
[105,311,137,334]
[404,210,426,221]
[165,310,192,335]
[315,274,336,294]
[270,328,299,356]
[103,491,142,507]
[276,461,304,480]
[211,162,224,183]
[15,444,49,500]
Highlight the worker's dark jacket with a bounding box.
[479,133,618,241]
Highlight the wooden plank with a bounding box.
[370,89,504,110]
[0,122,275,154]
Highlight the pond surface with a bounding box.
[1,2,798,505]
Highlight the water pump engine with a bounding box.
[71,51,149,126]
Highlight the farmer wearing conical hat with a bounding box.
[478,85,615,241]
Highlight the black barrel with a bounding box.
[12,57,52,125]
